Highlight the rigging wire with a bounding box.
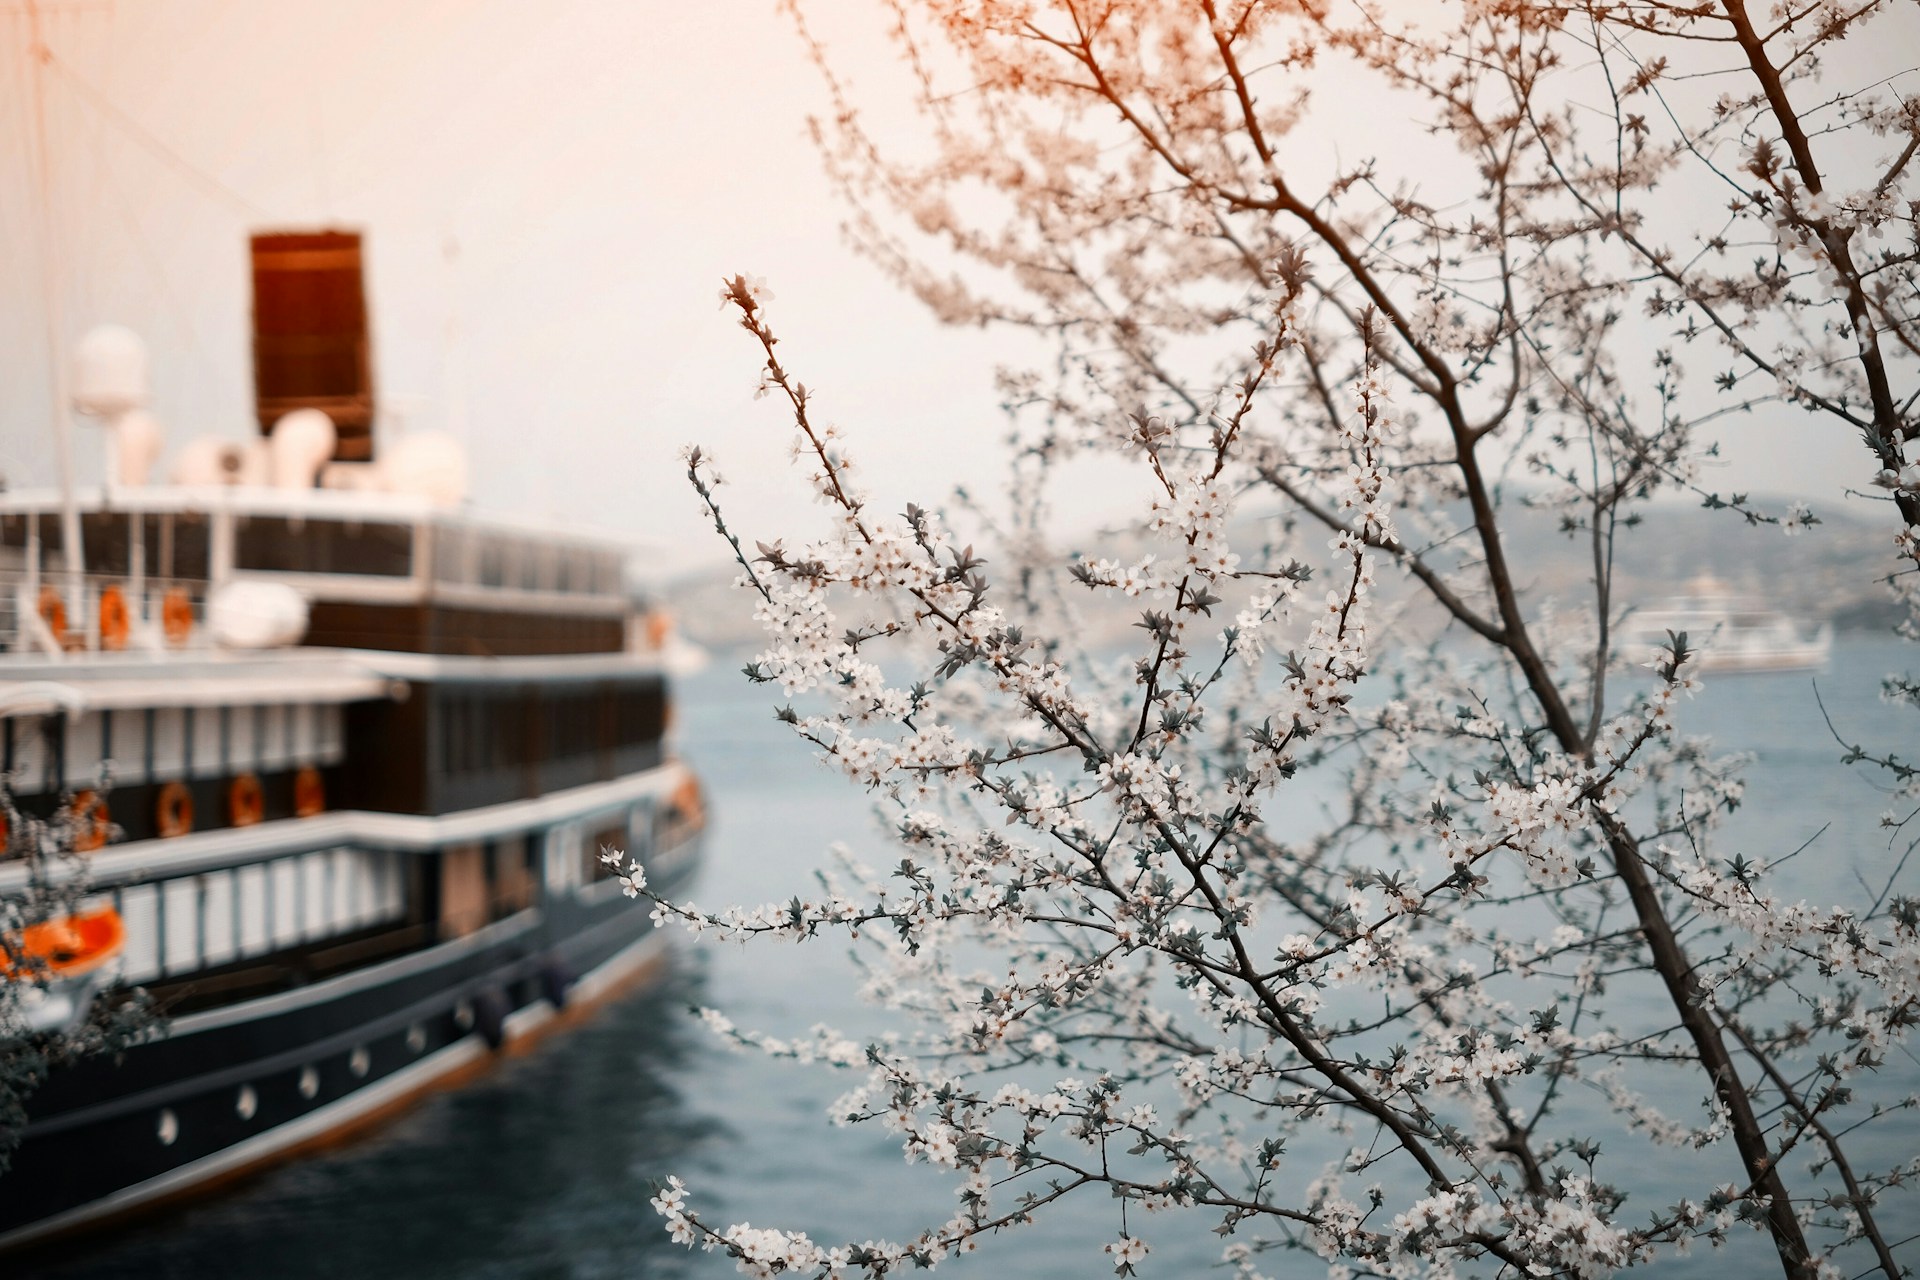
[43,42,271,222]
[90,94,222,420]
[23,0,86,612]
[0,13,42,486]
[14,2,267,473]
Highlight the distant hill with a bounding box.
[1491,496,1900,631]
[661,492,1907,656]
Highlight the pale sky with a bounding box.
[0,0,1049,579]
[0,1,1899,581]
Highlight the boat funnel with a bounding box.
[251,230,375,462]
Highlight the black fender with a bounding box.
[538,957,575,1010]
[472,986,510,1050]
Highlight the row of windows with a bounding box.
[233,517,411,576]
[429,528,623,597]
[1,512,623,597]
[1,512,210,579]
[433,682,664,778]
[6,704,344,798]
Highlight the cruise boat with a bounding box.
[1622,575,1834,674]
[0,230,705,1251]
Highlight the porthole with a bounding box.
[235,1085,258,1121]
[156,1108,178,1146]
[406,1023,426,1054]
[298,1066,319,1100]
[349,1046,370,1078]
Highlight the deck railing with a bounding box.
[106,844,409,985]
[3,574,209,657]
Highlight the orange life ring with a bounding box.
[227,773,265,828]
[293,765,325,818]
[3,906,125,980]
[98,583,131,651]
[668,773,704,830]
[37,586,68,650]
[161,587,194,647]
[68,791,110,853]
[155,781,194,839]
[645,612,671,649]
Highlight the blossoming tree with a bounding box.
[617,2,1920,1276]
[0,795,152,1172]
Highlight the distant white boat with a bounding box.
[1623,575,1833,674]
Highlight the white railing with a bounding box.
[109,845,409,984]
[3,574,209,657]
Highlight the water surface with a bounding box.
[30,637,1920,1277]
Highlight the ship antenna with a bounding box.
[24,0,87,623]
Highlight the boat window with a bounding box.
[79,513,132,574]
[144,514,211,580]
[618,683,667,744]
[10,512,60,577]
[627,799,655,855]
[477,537,506,588]
[440,695,463,775]
[558,548,608,595]
[584,822,625,884]
[540,823,577,893]
[233,517,412,576]
[422,677,664,809]
[504,540,528,592]
[0,516,28,588]
[432,528,471,584]
[439,844,489,937]
[489,836,537,917]
[0,512,222,584]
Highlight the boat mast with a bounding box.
[25,0,87,621]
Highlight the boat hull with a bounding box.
[0,831,699,1255]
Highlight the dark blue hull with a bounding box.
[0,830,699,1253]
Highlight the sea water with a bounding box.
[35,637,1920,1278]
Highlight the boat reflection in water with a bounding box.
[1622,574,1834,674]
[0,230,703,1254]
